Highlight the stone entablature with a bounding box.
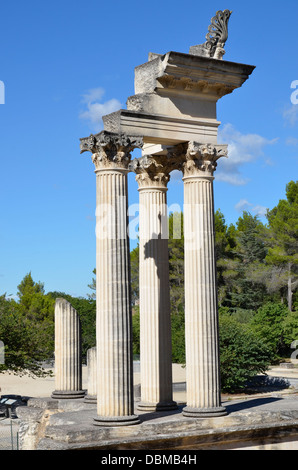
[102,52,254,150]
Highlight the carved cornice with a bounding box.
[80,131,143,170]
[183,142,228,177]
[157,76,235,98]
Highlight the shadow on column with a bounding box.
[141,222,177,412]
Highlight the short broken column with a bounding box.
[84,347,97,403]
[52,298,85,399]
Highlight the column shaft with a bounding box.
[138,186,176,411]
[183,174,226,417]
[94,168,139,426]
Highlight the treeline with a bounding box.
[131,180,298,314]
[0,274,96,377]
[0,180,297,392]
[131,180,298,390]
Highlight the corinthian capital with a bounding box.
[183,142,228,177]
[129,145,185,189]
[129,155,169,189]
[80,131,143,170]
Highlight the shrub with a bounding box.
[250,302,290,357]
[219,313,272,393]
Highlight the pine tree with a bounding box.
[226,212,268,310]
[266,181,298,311]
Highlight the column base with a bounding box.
[182,405,227,418]
[137,400,178,412]
[84,395,97,404]
[51,390,86,399]
[93,414,140,427]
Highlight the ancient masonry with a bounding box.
[51,298,85,399]
[77,10,255,426]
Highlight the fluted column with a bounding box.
[182,143,228,418]
[52,298,85,399]
[84,347,97,403]
[130,155,177,411]
[80,131,143,426]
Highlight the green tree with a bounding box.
[16,273,55,360]
[266,181,298,311]
[132,306,140,357]
[87,268,96,300]
[214,209,237,305]
[168,212,184,315]
[0,294,52,377]
[171,310,185,363]
[224,212,268,311]
[130,246,140,306]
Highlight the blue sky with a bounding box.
[0,0,297,298]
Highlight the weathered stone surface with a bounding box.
[103,109,220,146]
[51,299,85,399]
[103,52,254,149]
[133,51,254,98]
[16,394,298,450]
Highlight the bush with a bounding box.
[282,309,298,352]
[250,302,290,358]
[219,313,272,393]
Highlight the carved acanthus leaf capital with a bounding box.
[183,142,228,177]
[130,145,185,188]
[130,155,170,188]
[80,131,143,170]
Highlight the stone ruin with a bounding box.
[79,8,254,425]
[22,12,298,451]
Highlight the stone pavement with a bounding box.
[4,363,298,450]
[16,386,298,450]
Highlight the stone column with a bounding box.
[52,298,85,399]
[130,155,177,412]
[84,347,97,403]
[80,131,143,426]
[182,143,228,418]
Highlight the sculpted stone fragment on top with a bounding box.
[189,10,232,60]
